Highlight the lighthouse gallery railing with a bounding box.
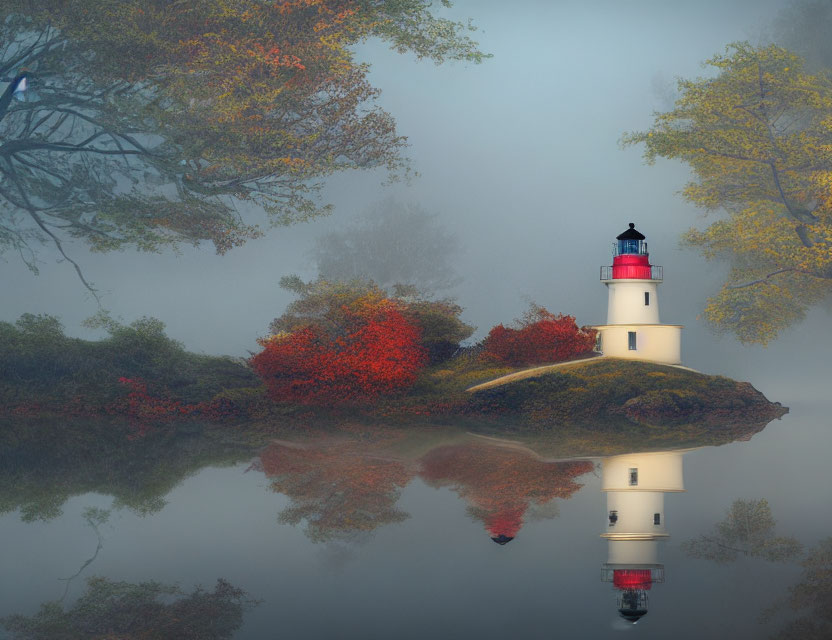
[600,265,663,281]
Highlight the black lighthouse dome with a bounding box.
[618,608,648,624]
[616,222,646,241]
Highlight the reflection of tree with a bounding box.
[58,507,110,603]
[259,442,413,543]
[0,419,254,521]
[418,443,594,542]
[1,576,256,639]
[771,537,832,639]
[682,499,802,563]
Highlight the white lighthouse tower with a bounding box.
[593,223,682,365]
[600,450,687,624]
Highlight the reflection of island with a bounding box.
[255,429,594,544]
[255,422,799,554]
[599,450,686,624]
[420,443,593,544]
[0,418,256,521]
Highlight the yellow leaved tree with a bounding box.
[623,43,832,344]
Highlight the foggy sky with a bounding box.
[1,0,827,405]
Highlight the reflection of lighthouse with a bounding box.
[593,223,682,364]
[600,451,686,624]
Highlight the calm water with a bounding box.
[1,399,829,639]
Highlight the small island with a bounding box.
[1,225,786,453]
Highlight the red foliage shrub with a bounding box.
[251,299,428,405]
[482,306,596,367]
[108,378,241,438]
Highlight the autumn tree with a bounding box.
[623,43,832,343]
[311,198,462,294]
[0,1,487,292]
[482,304,596,367]
[681,498,802,563]
[253,296,427,404]
[269,276,474,363]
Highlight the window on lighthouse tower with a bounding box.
[644,292,650,306]
[628,332,637,350]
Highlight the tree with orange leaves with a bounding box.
[251,276,477,404]
[251,284,428,404]
[0,1,488,293]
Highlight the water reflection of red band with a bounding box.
[612,570,653,590]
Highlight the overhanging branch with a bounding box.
[2,156,100,301]
[727,267,831,289]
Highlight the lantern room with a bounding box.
[616,222,647,256]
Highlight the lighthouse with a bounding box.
[593,223,682,365]
[599,450,688,624]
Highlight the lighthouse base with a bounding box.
[592,324,682,365]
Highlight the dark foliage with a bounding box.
[1,576,256,639]
[0,313,258,407]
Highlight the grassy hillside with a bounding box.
[461,358,786,432]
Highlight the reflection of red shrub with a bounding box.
[483,307,596,367]
[251,300,428,405]
[483,505,525,540]
[419,443,594,540]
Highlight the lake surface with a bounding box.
[1,397,829,639]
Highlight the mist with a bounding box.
[1,0,826,405]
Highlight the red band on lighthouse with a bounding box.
[612,254,652,279]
